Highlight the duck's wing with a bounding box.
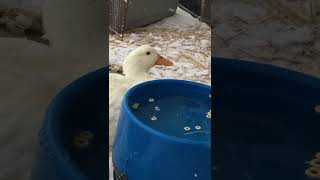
[109,73,135,147]
[109,73,126,86]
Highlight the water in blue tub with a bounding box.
[131,94,211,142]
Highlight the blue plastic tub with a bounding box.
[213,57,320,180]
[112,79,211,180]
[30,68,108,180]
[30,56,320,180]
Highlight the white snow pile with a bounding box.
[152,7,206,29]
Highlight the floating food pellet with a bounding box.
[206,110,211,119]
[184,126,191,131]
[73,136,89,148]
[132,103,139,109]
[305,167,320,179]
[150,116,157,121]
[209,95,211,98]
[148,98,155,102]
[155,106,160,111]
[315,105,320,114]
[79,130,94,140]
[310,159,320,167]
[316,152,320,159]
[194,173,198,177]
[195,126,201,130]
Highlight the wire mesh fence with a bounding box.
[109,0,128,37]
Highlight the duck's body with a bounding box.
[109,45,173,150]
[108,73,135,149]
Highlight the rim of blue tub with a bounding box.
[123,79,212,146]
[40,67,107,179]
[213,57,320,88]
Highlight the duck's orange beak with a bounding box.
[155,54,174,66]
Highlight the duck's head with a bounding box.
[123,45,173,79]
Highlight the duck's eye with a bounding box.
[146,51,150,55]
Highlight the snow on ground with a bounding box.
[109,7,211,85]
[213,0,320,77]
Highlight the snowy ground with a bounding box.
[213,0,320,78]
[109,7,211,85]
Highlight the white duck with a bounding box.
[109,45,173,150]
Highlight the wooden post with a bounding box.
[200,0,211,23]
[200,0,206,18]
